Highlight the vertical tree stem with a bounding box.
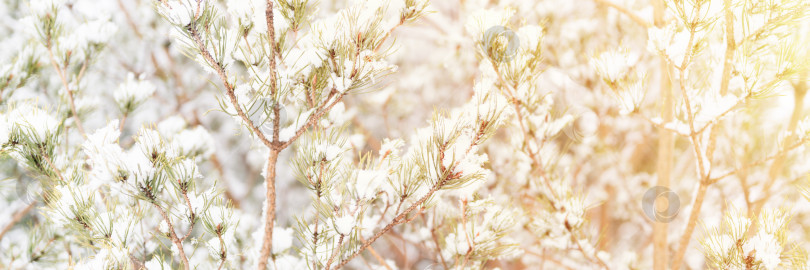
[671,1,735,268]
[671,182,708,270]
[670,5,702,269]
[258,148,280,270]
[257,1,280,268]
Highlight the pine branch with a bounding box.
[187,22,273,148]
[671,4,709,269]
[333,180,440,269]
[45,45,87,138]
[152,202,190,270]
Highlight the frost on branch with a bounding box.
[2,0,810,269]
[701,208,807,269]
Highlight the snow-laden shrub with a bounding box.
[1,0,810,269]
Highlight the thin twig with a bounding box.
[217,230,228,270]
[592,0,652,28]
[187,22,273,148]
[426,214,449,270]
[180,192,196,242]
[0,202,36,242]
[208,153,242,208]
[359,237,393,270]
[708,138,808,184]
[324,234,345,270]
[41,151,66,182]
[117,0,143,39]
[278,89,347,149]
[670,2,720,268]
[152,203,190,270]
[46,46,87,138]
[334,175,447,269]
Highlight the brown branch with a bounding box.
[0,202,36,242]
[41,150,66,182]
[180,192,196,242]
[487,59,556,198]
[256,1,284,268]
[257,148,280,270]
[334,177,447,269]
[152,203,190,270]
[324,234,346,270]
[265,0,280,143]
[672,183,708,269]
[719,0,736,98]
[358,237,393,270]
[209,153,242,208]
[426,214,449,270]
[278,90,347,149]
[185,3,409,269]
[708,136,808,184]
[568,226,609,269]
[675,3,736,265]
[116,0,143,39]
[217,230,228,270]
[690,94,749,135]
[372,19,407,53]
[187,23,273,148]
[670,4,704,269]
[592,0,652,28]
[46,46,87,138]
[670,2,722,268]
[119,112,128,132]
[187,14,286,270]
